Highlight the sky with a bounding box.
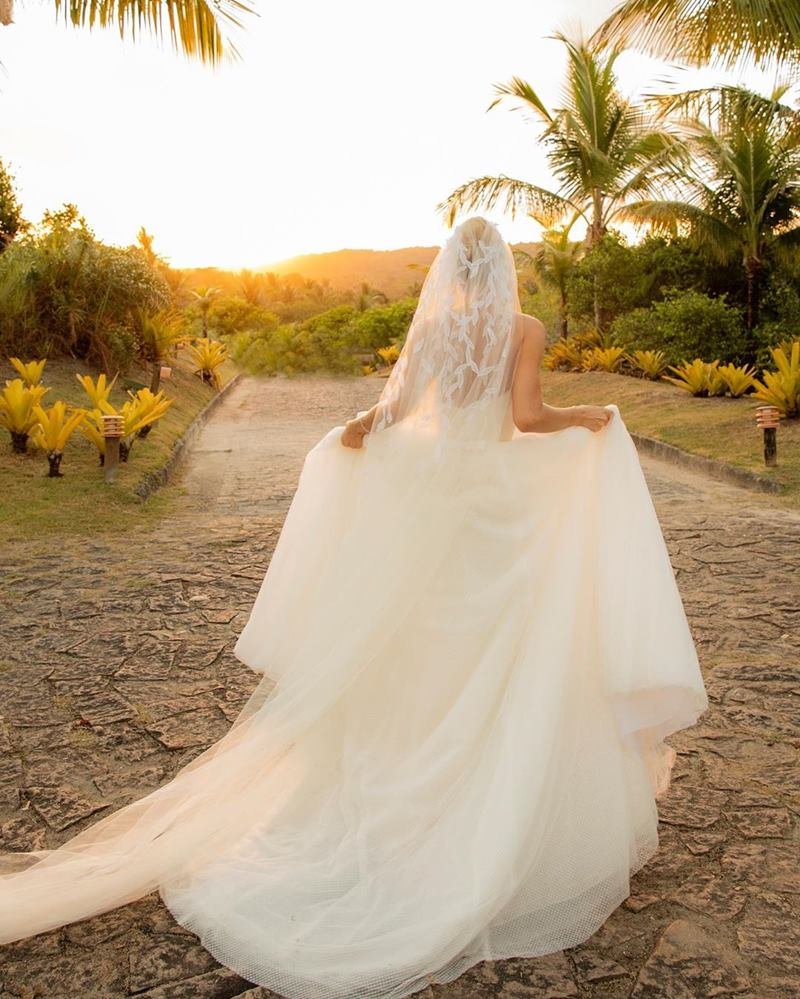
[0,0,775,269]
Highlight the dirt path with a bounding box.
[1,375,798,999]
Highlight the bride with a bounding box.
[0,217,708,999]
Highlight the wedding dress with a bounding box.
[0,217,708,999]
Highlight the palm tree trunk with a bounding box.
[589,193,607,335]
[560,284,569,339]
[150,362,161,395]
[745,259,761,332]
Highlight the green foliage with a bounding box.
[0,205,169,370]
[566,232,719,329]
[228,299,418,376]
[0,160,25,251]
[622,86,800,336]
[594,0,800,71]
[206,296,280,340]
[440,34,683,247]
[610,289,747,365]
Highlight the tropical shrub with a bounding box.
[543,338,586,371]
[30,401,86,477]
[76,372,117,411]
[0,205,169,370]
[80,388,174,462]
[664,359,726,397]
[582,346,626,372]
[9,358,46,386]
[0,379,49,452]
[376,345,401,366]
[751,342,800,417]
[207,296,280,339]
[188,339,227,389]
[718,363,757,397]
[610,289,747,365]
[228,300,418,376]
[629,349,668,379]
[136,310,188,393]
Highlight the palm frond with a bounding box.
[53,0,255,64]
[489,77,553,122]
[437,176,574,228]
[593,0,800,69]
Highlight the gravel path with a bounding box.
[1,374,798,999]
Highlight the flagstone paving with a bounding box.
[0,375,798,999]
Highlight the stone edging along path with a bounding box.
[133,373,243,501]
[132,371,783,501]
[628,430,783,495]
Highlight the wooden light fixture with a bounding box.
[755,405,781,467]
[102,414,125,484]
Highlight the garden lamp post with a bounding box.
[755,406,781,467]
[102,414,124,484]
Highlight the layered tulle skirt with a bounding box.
[0,404,708,999]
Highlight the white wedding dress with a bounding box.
[0,219,708,999]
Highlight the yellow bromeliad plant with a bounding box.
[718,363,756,398]
[664,359,726,397]
[629,349,668,380]
[581,346,625,372]
[9,357,47,387]
[376,344,401,367]
[0,379,49,453]
[751,341,800,417]
[30,401,86,477]
[76,372,118,412]
[188,338,227,389]
[80,388,173,464]
[543,338,585,371]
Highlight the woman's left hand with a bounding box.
[341,420,367,449]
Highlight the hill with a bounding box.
[179,242,542,301]
[266,242,542,298]
[267,247,439,298]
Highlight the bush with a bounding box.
[0,205,169,371]
[229,299,419,376]
[610,290,747,365]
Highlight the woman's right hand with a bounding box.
[572,405,613,432]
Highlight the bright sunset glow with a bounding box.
[0,0,769,269]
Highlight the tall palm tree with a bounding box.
[594,0,800,69]
[513,218,584,338]
[622,86,800,342]
[191,285,220,337]
[1,0,253,64]
[532,222,584,338]
[438,34,684,329]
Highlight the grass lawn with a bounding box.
[0,349,237,546]
[541,369,799,506]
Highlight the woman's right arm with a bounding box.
[511,315,612,434]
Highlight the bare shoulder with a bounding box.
[515,313,546,352]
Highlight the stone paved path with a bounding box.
[1,376,798,999]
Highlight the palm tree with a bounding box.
[354,283,388,313]
[191,285,220,337]
[531,222,584,338]
[239,269,264,306]
[439,34,683,330]
[622,86,800,344]
[594,0,800,69]
[1,0,253,64]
